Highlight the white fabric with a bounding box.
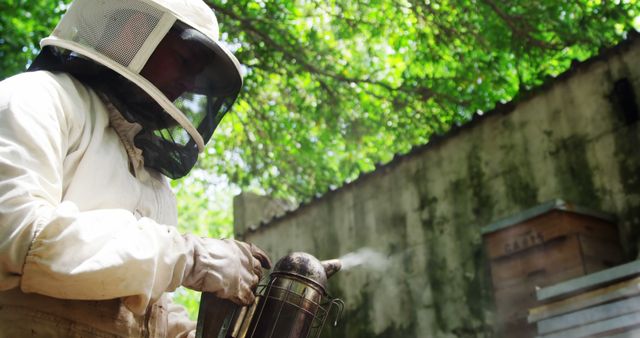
[0,70,244,336]
[152,0,221,40]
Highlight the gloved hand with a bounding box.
[181,235,272,305]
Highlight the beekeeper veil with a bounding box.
[37,0,242,179]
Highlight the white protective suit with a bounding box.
[0,0,266,337]
[0,70,193,337]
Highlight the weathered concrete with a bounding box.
[233,36,640,337]
[232,192,295,236]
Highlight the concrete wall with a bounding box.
[233,37,640,337]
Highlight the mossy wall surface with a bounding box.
[234,40,640,338]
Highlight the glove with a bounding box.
[181,235,272,305]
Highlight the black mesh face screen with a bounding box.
[28,47,205,179]
[103,79,230,179]
[106,80,238,179]
[30,50,236,179]
[133,131,199,179]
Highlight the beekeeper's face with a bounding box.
[140,29,210,102]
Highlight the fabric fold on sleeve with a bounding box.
[21,201,193,315]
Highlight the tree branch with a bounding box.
[480,0,559,50]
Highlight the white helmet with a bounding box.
[38,0,242,178]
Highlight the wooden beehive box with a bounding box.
[481,200,626,338]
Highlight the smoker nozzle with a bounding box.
[321,259,342,279]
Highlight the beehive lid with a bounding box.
[481,199,616,235]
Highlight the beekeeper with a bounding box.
[0,0,271,337]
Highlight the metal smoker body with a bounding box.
[196,252,344,338]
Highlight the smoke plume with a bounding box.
[339,248,391,271]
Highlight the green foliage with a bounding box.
[171,173,234,239]
[199,0,639,201]
[0,0,69,79]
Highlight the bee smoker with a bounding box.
[195,252,344,338]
